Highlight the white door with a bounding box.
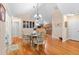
[68,17,79,40]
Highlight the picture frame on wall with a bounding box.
[0,4,6,22]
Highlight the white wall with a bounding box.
[11,17,35,37]
[5,12,12,44]
[0,21,6,54]
[67,15,79,41]
[62,16,68,41]
[0,4,8,55]
[52,8,63,39]
[62,15,79,41]
[22,19,35,35]
[11,17,22,38]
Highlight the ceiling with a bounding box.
[57,3,79,15]
[6,3,37,17]
[6,3,57,22]
[5,3,79,22]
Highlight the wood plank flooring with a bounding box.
[8,35,79,55]
[45,35,79,55]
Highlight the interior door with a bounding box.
[68,17,79,40]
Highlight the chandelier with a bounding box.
[33,3,43,28]
[33,3,48,29]
[33,3,42,19]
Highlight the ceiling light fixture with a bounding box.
[33,3,43,28]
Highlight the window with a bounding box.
[23,21,35,28]
[23,21,26,28]
[33,22,35,28]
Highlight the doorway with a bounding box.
[12,22,20,37]
[67,16,79,40]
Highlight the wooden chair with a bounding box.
[32,32,44,51]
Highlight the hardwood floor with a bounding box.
[8,35,79,55]
[45,35,79,55]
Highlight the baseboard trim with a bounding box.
[68,39,79,42]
